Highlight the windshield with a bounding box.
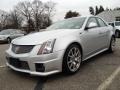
[115,22,120,26]
[0,30,11,35]
[47,17,86,30]
[0,29,21,35]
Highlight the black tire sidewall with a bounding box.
[115,30,120,38]
[7,38,11,43]
[108,37,115,53]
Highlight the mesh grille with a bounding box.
[12,44,34,54]
[7,57,30,70]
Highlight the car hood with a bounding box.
[12,29,81,45]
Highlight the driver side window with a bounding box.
[86,18,99,29]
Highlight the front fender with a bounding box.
[53,34,82,52]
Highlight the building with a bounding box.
[97,10,120,22]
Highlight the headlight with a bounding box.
[37,39,56,55]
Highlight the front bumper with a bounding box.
[6,49,64,76]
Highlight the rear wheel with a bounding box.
[108,37,116,53]
[115,30,120,38]
[62,44,82,74]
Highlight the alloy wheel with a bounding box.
[67,47,81,72]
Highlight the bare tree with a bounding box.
[0,12,10,30]
[8,10,23,29]
[44,1,56,17]
[31,0,56,31]
[14,0,56,33]
[43,1,56,28]
[15,1,33,33]
[31,0,44,31]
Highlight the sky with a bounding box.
[0,0,120,21]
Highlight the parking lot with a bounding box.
[0,39,120,90]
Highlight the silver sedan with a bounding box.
[0,29,25,43]
[6,16,115,76]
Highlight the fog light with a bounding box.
[35,63,45,72]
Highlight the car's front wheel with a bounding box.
[7,37,11,43]
[62,44,82,74]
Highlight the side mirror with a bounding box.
[85,22,98,30]
[111,24,115,27]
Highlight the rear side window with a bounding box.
[97,18,107,27]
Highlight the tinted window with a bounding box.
[97,18,107,27]
[14,31,22,34]
[0,30,11,35]
[0,29,23,35]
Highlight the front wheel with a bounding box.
[107,37,116,53]
[62,44,82,74]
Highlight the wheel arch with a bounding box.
[62,41,83,73]
[7,37,11,39]
[63,41,83,60]
[68,42,83,55]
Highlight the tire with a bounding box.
[7,37,11,43]
[107,37,116,53]
[62,44,82,74]
[115,30,120,38]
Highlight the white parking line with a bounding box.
[97,66,120,90]
[0,65,6,68]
